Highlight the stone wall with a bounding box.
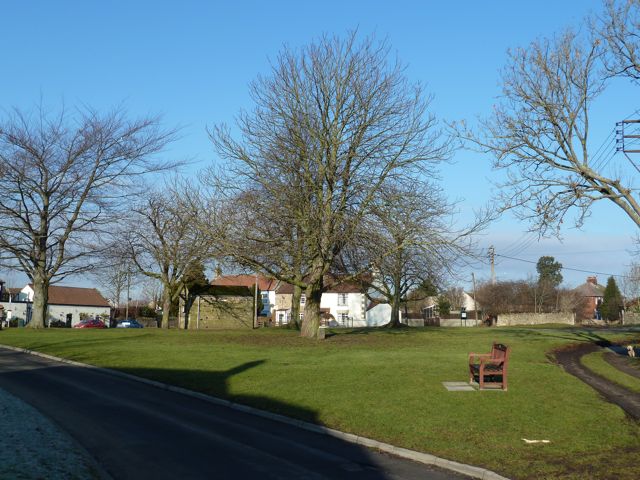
[439,318,478,327]
[496,312,575,326]
[623,312,640,325]
[186,295,254,329]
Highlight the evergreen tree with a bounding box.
[183,262,209,293]
[437,296,451,317]
[600,276,623,322]
[536,256,563,287]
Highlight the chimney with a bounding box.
[586,276,597,285]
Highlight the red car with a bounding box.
[73,318,106,329]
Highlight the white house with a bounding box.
[18,284,111,327]
[274,281,395,327]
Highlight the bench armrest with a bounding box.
[468,353,491,357]
[468,353,491,364]
[479,357,504,366]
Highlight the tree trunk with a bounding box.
[300,284,322,338]
[161,288,171,329]
[30,273,49,328]
[289,284,302,330]
[388,294,402,328]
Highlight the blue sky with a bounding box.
[1,0,638,290]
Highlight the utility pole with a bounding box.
[488,246,496,285]
[472,272,478,326]
[616,119,640,153]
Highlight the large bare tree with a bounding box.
[339,182,484,327]
[124,181,215,328]
[600,0,640,82]
[209,33,448,338]
[456,2,640,237]
[0,105,175,328]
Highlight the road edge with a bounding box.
[1,344,509,480]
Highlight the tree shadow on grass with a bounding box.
[327,325,419,338]
[0,348,447,479]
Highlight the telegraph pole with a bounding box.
[616,119,640,154]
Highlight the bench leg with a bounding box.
[479,366,484,389]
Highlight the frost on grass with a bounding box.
[0,388,101,479]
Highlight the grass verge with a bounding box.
[1,326,639,480]
[580,350,640,394]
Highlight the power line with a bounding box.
[495,253,628,279]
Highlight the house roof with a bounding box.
[27,285,111,307]
[574,281,605,297]
[195,285,253,297]
[276,281,362,295]
[211,274,278,291]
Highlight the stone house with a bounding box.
[178,285,255,329]
[210,274,279,317]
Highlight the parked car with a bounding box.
[116,319,144,329]
[73,318,106,329]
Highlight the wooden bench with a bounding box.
[468,342,510,391]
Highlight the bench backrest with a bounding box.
[491,343,510,364]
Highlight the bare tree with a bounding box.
[140,276,163,310]
[340,182,485,327]
[207,186,311,330]
[93,262,129,308]
[455,3,640,237]
[443,286,466,312]
[124,180,215,328]
[454,30,631,235]
[0,104,176,327]
[209,33,448,338]
[620,261,640,306]
[600,0,640,82]
[476,280,538,317]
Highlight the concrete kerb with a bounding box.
[1,343,510,480]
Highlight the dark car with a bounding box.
[73,318,106,329]
[116,319,144,329]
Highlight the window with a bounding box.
[300,294,306,305]
[299,313,304,320]
[337,293,348,306]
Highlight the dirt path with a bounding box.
[555,343,640,421]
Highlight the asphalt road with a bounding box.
[0,348,468,480]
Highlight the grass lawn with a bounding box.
[580,350,640,394]
[1,326,639,480]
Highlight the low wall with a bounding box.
[623,312,640,325]
[402,317,479,327]
[496,312,575,326]
[439,318,477,327]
